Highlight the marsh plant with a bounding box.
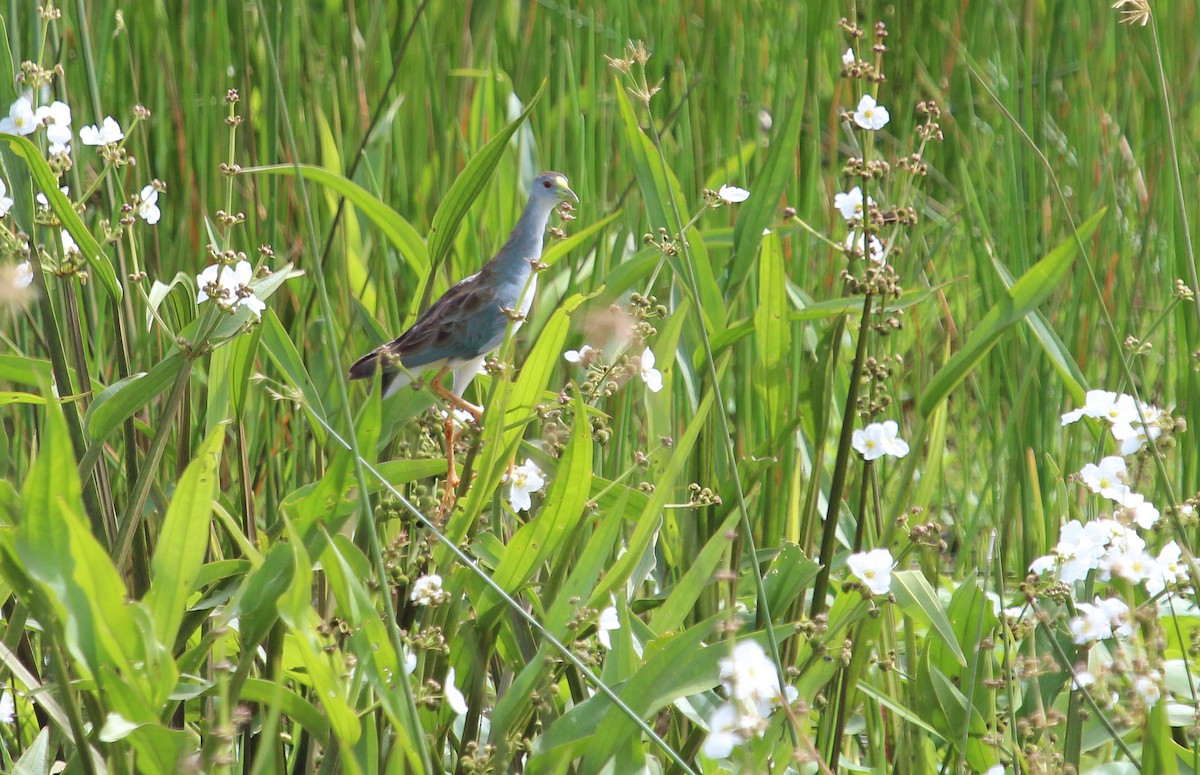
[0,2,1196,774]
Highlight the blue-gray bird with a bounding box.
[349,171,578,512]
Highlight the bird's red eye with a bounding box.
[543,180,552,189]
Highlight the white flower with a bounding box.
[701,703,745,759]
[402,649,417,675]
[0,179,12,217]
[1146,541,1188,597]
[718,184,750,204]
[196,260,265,317]
[1069,602,1112,644]
[1111,403,1165,455]
[79,115,124,146]
[719,641,783,705]
[13,261,33,290]
[847,548,894,595]
[638,346,664,393]
[842,48,856,66]
[60,229,81,257]
[597,603,620,649]
[507,458,545,513]
[564,344,596,364]
[1028,520,1110,583]
[36,100,72,154]
[851,420,909,461]
[844,230,887,264]
[240,292,265,319]
[1096,596,1133,639]
[834,186,874,222]
[852,94,890,131]
[1135,670,1162,705]
[36,185,70,209]
[410,574,448,606]
[0,690,12,724]
[0,96,38,136]
[196,264,231,306]
[136,185,161,225]
[443,668,468,716]
[1116,491,1160,529]
[1072,670,1096,690]
[1079,456,1129,502]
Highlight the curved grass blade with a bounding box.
[919,209,1105,416]
[242,164,429,277]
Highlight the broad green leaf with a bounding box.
[0,354,53,386]
[259,307,329,444]
[928,662,999,772]
[754,232,790,435]
[12,727,51,775]
[426,80,546,272]
[588,369,720,610]
[649,509,738,634]
[16,394,141,679]
[442,293,585,551]
[614,86,726,330]
[242,164,429,278]
[541,209,622,267]
[531,618,721,774]
[84,353,184,441]
[0,133,122,301]
[241,678,331,745]
[0,392,46,407]
[477,392,593,624]
[919,209,1106,416]
[762,542,823,615]
[729,90,805,288]
[891,570,966,667]
[144,427,225,649]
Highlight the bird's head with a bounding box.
[532,171,579,205]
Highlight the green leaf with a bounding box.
[442,293,586,551]
[11,727,51,775]
[729,91,805,288]
[532,618,721,774]
[240,678,331,745]
[0,392,46,407]
[16,394,140,678]
[477,391,593,624]
[259,307,329,444]
[891,570,966,667]
[84,353,184,441]
[762,542,822,615]
[649,509,738,634]
[0,133,122,302]
[144,427,225,649]
[426,80,546,273]
[919,209,1106,416]
[588,369,720,610]
[541,210,622,267]
[241,164,429,278]
[0,354,53,386]
[614,86,726,330]
[754,232,790,435]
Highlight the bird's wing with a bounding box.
[348,271,507,380]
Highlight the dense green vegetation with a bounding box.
[0,1,1196,772]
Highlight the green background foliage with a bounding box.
[0,1,1195,772]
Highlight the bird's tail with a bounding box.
[348,349,413,398]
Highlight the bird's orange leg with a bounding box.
[429,366,481,518]
[430,378,484,424]
[437,413,459,518]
